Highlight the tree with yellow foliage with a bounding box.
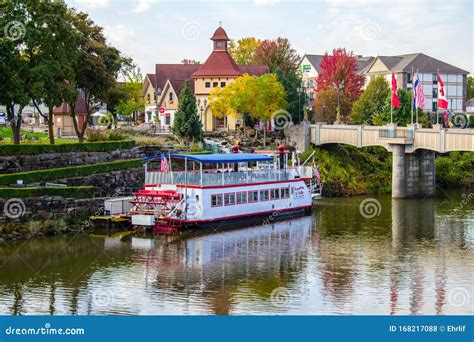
[209,73,287,147]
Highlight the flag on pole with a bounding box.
[437,74,448,109]
[391,73,400,108]
[313,164,321,184]
[160,154,169,173]
[413,74,425,109]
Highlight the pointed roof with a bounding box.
[211,26,229,41]
[192,51,242,77]
[53,96,87,114]
[364,53,469,74]
[155,64,200,90]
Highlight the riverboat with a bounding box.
[129,147,321,233]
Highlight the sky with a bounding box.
[66,0,473,76]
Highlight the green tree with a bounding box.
[352,76,390,124]
[375,89,412,126]
[173,81,202,144]
[67,11,126,143]
[113,64,144,123]
[228,37,261,65]
[274,68,304,124]
[467,76,474,100]
[0,1,35,144]
[24,0,79,144]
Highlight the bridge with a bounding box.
[285,123,474,199]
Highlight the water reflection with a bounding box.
[0,192,472,315]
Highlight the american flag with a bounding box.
[160,155,170,173]
[413,73,425,109]
[313,164,321,184]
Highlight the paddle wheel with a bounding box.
[129,188,184,234]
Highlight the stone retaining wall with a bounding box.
[0,145,161,174]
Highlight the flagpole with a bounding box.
[390,71,393,124]
[436,68,440,126]
[411,67,414,124]
[416,68,419,124]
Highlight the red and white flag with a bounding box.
[437,74,448,109]
[160,155,169,173]
[391,73,400,108]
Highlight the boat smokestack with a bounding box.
[278,145,285,169]
[233,145,239,171]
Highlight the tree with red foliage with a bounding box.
[316,48,365,102]
[253,37,300,74]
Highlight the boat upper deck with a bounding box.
[145,167,314,187]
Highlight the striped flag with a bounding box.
[413,74,425,109]
[160,155,170,173]
[313,164,321,184]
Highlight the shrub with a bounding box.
[0,159,142,185]
[0,186,95,199]
[0,140,135,155]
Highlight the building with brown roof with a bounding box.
[142,25,268,131]
[52,96,87,136]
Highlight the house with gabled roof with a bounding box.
[142,25,269,131]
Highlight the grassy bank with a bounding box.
[302,145,473,197]
[0,159,142,185]
[0,186,95,198]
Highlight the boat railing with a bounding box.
[145,167,313,186]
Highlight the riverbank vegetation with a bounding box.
[0,159,141,186]
[0,186,94,199]
[302,145,473,197]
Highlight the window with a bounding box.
[236,191,247,204]
[270,188,280,200]
[147,94,151,104]
[169,92,173,101]
[211,194,223,207]
[248,190,258,203]
[432,101,437,112]
[224,193,235,206]
[220,82,226,87]
[407,73,412,84]
[259,190,269,201]
[165,114,171,125]
[281,188,290,199]
[205,82,211,88]
[432,74,438,84]
[213,82,218,87]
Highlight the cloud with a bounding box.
[254,0,280,5]
[73,0,110,9]
[134,0,158,13]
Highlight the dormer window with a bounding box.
[216,41,223,49]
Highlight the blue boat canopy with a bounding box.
[143,153,273,164]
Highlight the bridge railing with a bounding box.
[379,127,414,139]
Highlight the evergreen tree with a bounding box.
[173,80,202,143]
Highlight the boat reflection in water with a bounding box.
[0,193,472,315]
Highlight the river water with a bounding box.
[0,191,472,315]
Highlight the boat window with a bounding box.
[270,188,280,200]
[259,190,269,201]
[236,191,247,204]
[224,193,236,206]
[211,194,223,207]
[248,190,258,203]
[281,188,290,199]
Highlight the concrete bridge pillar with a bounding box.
[392,147,435,199]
